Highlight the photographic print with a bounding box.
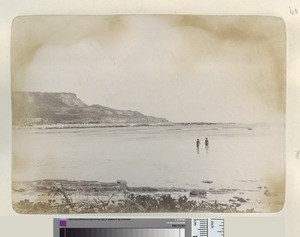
[11,15,286,213]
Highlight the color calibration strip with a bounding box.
[60,228,185,237]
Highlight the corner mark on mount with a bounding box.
[289,6,298,15]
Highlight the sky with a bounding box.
[11,15,286,123]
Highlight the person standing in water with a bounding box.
[205,137,209,154]
[205,138,209,147]
[196,139,200,149]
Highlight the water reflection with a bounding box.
[205,145,209,154]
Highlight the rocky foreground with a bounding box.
[12,179,283,214]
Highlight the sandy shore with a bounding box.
[12,179,284,214]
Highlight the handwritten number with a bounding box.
[289,6,298,15]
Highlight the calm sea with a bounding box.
[12,124,285,189]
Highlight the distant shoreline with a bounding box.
[11,122,283,130]
[12,122,255,130]
[13,123,173,130]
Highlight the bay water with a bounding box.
[12,124,285,190]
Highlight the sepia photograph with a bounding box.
[11,15,286,213]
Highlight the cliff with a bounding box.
[12,91,170,126]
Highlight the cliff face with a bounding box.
[12,91,169,126]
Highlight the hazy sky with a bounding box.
[11,15,286,123]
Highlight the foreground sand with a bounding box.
[12,179,284,214]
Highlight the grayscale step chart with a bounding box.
[54,218,224,237]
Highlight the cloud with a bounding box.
[11,16,286,123]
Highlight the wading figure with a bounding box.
[196,139,200,149]
[205,137,209,154]
[205,138,209,147]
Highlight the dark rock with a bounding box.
[237,197,247,203]
[117,180,127,185]
[190,189,207,197]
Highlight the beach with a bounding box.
[12,179,284,213]
[12,124,285,213]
